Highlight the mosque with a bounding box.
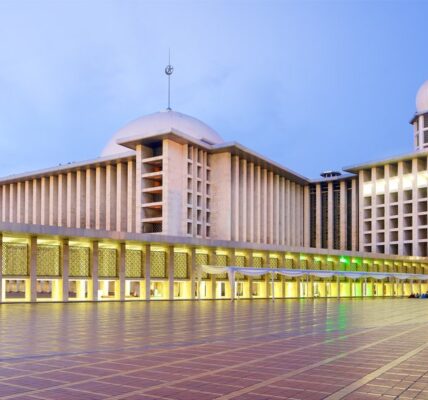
[1,79,428,303]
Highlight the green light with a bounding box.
[340,256,349,263]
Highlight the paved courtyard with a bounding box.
[0,299,428,400]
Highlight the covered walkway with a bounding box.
[198,265,428,300]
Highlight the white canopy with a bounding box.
[197,265,428,301]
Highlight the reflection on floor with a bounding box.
[0,299,427,399]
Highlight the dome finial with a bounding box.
[165,49,174,111]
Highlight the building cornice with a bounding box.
[0,222,426,264]
[343,149,428,173]
[0,152,136,185]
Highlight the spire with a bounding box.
[165,49,174,111]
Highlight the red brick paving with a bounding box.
[0,299,427,399]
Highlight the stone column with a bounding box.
[208,249,216,299]
[337,275,341,299]
[144,245,151,300]
[168,246,174,300]
[247,253,253,299]
[315,184,321,248]
[91,241,99,301]
[119,242,126,301]
[0,233,3,302]
[190,248,196,300]
[62,238,69,302]
[327,182,333,249]
[229,251,236,299]
[30,236,37,303]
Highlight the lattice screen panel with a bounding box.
[269,257,280,279]
[150,251,166,278]
[300,259,308,270]
[269,258,279,268]
[195,253,208,279]
[126,249,143,278]
[37,245,60,276]
[214,254,228,279]
[2,243,28,276]
[327,260,336,270]
[69,247,90,277]
[235,255,246,279]
[253,257,263,268]
[285,258,294,269]
[174,252,188,279]
[252,257,264,280]
[99,248,117,277]
[313,260,322,270]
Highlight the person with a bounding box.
[415,293,420,298]
[409,293,415,298]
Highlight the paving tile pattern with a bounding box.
[0,299,427,399]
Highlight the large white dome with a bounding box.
[101,110,223,157]
[416,80,428,113]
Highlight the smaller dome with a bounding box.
[416,80,428,113]
[102,110,223,157]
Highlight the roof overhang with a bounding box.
[343,149,428,173]
[117,129,310,184]
[0,221,427,264]
[0,152,136,185]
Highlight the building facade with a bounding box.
[1,82,428,303]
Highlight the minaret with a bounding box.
[165,50,174,111]
[412,80,428,151]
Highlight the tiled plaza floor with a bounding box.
[0,299,428,400]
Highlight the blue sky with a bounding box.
[0,0,426,179]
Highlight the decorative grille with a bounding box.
[126,249,143,278]
[2,243,28,276]
[235,255,246,279]
[195,253,208,279]
[313,260,322,270]
[69,246,90,277]
[174,252,188,279]
[99,248,117,277]
[253,257,263,267]
[285,258,294,269]
[37,245,60,276]
[269,258,279,268]
[269,258,279,279]
[214,254,228,279]
[252,256,263,280]
[300,259,308,270]
[150,251,166,278]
